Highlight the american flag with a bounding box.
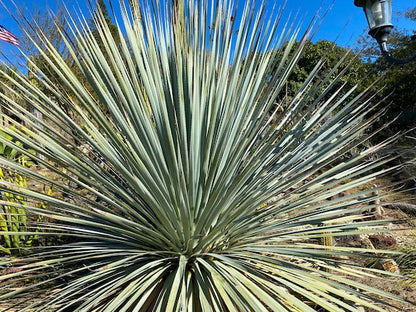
[0,25,19,46]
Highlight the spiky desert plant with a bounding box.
[0,0,409,310]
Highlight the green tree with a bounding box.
[91,0,121,51]
[0,64,24,123]
[359,7,416,140]
[17,1,121,141]
[19,0,120,104]
[0,0,409,310]
[275,40,375,104]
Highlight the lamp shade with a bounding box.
[354,0,393,43]
[355,0,416,63]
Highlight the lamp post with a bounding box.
[354,0,416,64]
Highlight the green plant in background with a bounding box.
[0,128,37,255]
[0,166,28,255]
[395,246,416,285]
[0,128,35,165]
[0,0,411,310]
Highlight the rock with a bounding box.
[381,259,400,274]
[360,234,375,249]
[368,234,398,249]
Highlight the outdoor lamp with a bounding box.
[354,0,416,64]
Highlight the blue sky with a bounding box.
[0,0,415,65]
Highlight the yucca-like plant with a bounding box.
[0,0,409,311]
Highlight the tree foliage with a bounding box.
[19,1,119,104]
[358,7,416,140]
[275,40,375,105]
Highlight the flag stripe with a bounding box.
[0,25,19,46]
